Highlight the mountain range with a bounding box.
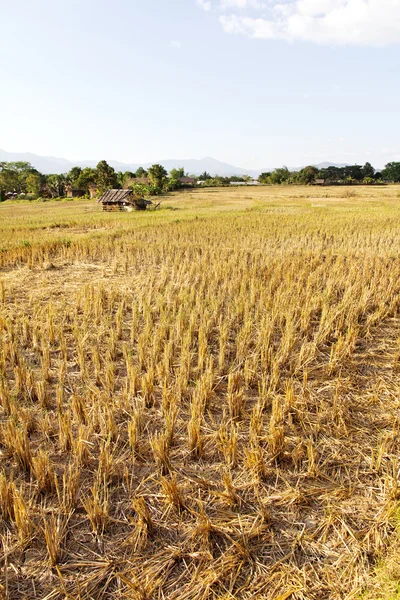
[0,149,349,177]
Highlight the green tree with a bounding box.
[96,160,119,193]
[170,167,186,180]
[0,166,20,193]
[198,171,211,181]
[25,173,42,196]
[68,166,83,186]
[46,174,67,198]
[128,182,151,198]
[117,171,135,188]
[269,167,291,185]
[362,162,375,179]
[297,166,319,184]
[148,164,168,193]
[258,172,271,184]
[319,166,345,183]
[382,162,400,182]
[76,168,97,194]
[212,176,230,186]
[169,167,187,190]
[344,165,363,181]
[135,167,148,178]
[0,161,39,194]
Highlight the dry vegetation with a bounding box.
[1,185,400,599]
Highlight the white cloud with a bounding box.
[217,0,400,46]
[220,0,265,7]
[170,40,183,48]
[196,0,212,11]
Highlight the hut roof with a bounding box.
[97,189,133,204]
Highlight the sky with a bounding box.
[1,0,400,169]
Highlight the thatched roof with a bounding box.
[97,189,133,204]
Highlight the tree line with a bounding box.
[1,159,400,200]
[258,162,400,185]
[194,162,400,186]
[0,161,189,199]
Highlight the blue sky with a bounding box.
[1,0,399,169]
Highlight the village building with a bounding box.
[98,189,153,211]
[230,180,260,186]
[66,185,85,198]
[179,177,196,186]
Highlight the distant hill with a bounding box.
[309,162,349,170]
[0,149,353,177]
[0,149,73,175]
[0,150,258,177]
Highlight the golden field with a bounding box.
[1,185,400,599]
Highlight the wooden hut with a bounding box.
[179,177,196,186]
[98,189,153,211]
[66,185,85,198]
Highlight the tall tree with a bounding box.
[319,166,345,183]
[68,166,83,186]
[362,162,375,179]
[170,167,186,180]
[46,174,67,198]
[76,168,97,194]
[344,165,364,181]
[96,160,118,193]
[258,172,271,184]
[0,166,20,193]
[25,172,42,196]
[297,166,319,184]
[148,164,168,192]
[382,162,400,182]
[135,167,148,178]
[269,167,291,185]
[117,171,135,188]
[169,167,187,189]
[0,161,39,194]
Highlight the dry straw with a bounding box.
[1,185,400,598]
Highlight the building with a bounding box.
[97,189,153,211]
[230,181,260,186]
[312,179,326,186]
[179,177,196,186]
[66,185,85,198]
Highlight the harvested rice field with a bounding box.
[1,185,400,599]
